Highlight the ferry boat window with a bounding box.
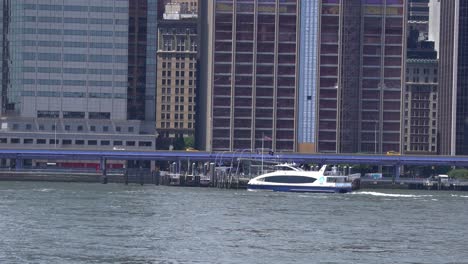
[277,166,294,171]
[264,176,316,184]
[327,177,346,183]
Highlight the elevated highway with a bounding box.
[1,149,468,167]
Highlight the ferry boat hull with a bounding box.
[247,184,352,193]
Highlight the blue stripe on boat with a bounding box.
[247,184,352,193]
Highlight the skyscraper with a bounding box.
[403,0,438,155]
[317,0,406,154]
[438,0,468,155]
[199,0,300,152]
[0,0,156,152]
[156,1,198,147]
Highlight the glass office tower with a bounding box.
[438,0,468,155]
[0,0,156,151]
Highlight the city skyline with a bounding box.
[2,0,468,157]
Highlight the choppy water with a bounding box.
[0,182,467,264]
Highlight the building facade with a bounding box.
[156,1,197,145]
[403,58,438,154]
[438,0,468,155]
[0,0,156,152]
[317,0,406,154]
[403,0,438,155]
[408,0,429,35]
[199,0,300,152]
[128,0,157,122]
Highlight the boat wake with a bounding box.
[353,191,433,198]
[451,194,468,198]
[34,188,55,192]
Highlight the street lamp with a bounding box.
[54,120,57,149]
[374,120,378,154]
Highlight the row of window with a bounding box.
[160,113,194,120]
[22,66,127,75]
[160,88,195,95]
[404,144,436,152]
[160,105,194,112]
[23,40,127,49]
[161,71,196,77]
[160,122,193,129]
[406,68,437,75]
[161,62,196,69]
[23,4,127,13]
[160,79,196,86]
[23,28,127,37]
[23,80,127,87]
[21,91,126,99]
[159,54,196,60]
[160,96,195,103]
[36,111,111,120]
[24,16,127,25]
[23,53,127,63]
[0,138,151,147]
[9,122,135,133]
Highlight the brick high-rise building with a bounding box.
[199,0,300,152]
[316,0,406,154]
[156,1,198,145]
[403,0,439,155]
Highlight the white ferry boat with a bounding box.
[247,164,354,193]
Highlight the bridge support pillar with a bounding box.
[178,160,182,174]
[15,157,23,170]
[393,165,401,183]
[100,157,107,184]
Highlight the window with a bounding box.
[63,111,85,118]
[128,127,134,133]
[126,141,135,146]
[75,140,85,145]
[113,141,123,146]
[65,125,70,131]
[77,125,83,131]
[138,141,152,147]
[37,139,46,144]
[101,140,110,146]
[11,138,20,144]
[103,126,109,132]
[89,112,110,119]
[88,140,98,146]
[263,176,317,184]
[90,126,96,132]
[62,139,72,145]
[116,126,121,132]
[26,124,32,130]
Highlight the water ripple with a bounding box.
[0,182,467,264]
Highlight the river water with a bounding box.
[0,182,467,264]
